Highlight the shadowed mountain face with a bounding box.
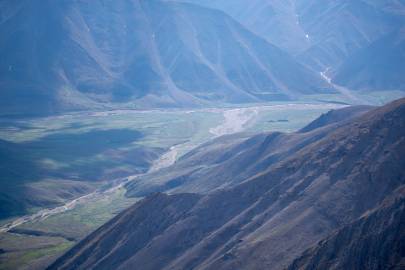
[48,192,202,270]
[48,99,405,270]
[287,187,405,270]
[0,0,331,116]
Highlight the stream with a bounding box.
[0,107,259,233]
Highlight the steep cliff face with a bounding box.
[48,99,405,270]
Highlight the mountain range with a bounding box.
[48,98,405,270]
[2,0,404,116]
[332,27,405,91]
[179,0,405,91]
[0,0,333,116]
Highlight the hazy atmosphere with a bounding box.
[0,1,404,269]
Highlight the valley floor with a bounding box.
[0,98,395,269]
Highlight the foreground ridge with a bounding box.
[49,98,405,270]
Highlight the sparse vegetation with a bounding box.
[0,103,344,269]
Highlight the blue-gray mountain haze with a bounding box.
[0,1,404,269]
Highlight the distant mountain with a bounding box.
[178,0,405,70]
[0,0,331,116]
[48,99,405,270]
[331,27,405,91]
[0,129,162,219]
[180,0,405,95]
[295,0,405,72]
[175,0,312,54]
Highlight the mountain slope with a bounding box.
[295,0,405,71]
[332,27,405,91]
[0,0,330,116]
[48,99,405,270]
[125,105,373,197]
[181,0,405,95]
[287,187,405,270]
[177,0,405,73]
[299,105,374,132]
[48,193,201,270]
[176,0,311,54]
